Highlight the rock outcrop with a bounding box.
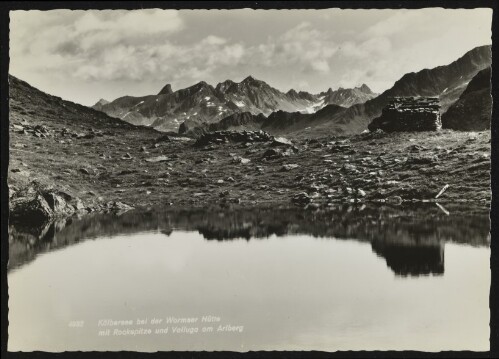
[158,83,173,96]
[441,67,492,131]
[10,190,81,225]
[368,97,442,132]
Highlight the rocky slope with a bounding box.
[182,104,347,136]
[299,45,492,137]
[179,111,268,136]
[93,75,376,133]
[441,67,492,131]
[8,74,161,223]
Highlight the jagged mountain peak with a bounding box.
[95,98,109,106]
[194,80,210,87]
[357,84,373,94]
[323,84,373,95]
[286,89,316,103]
[241,75,267,87]
[158,83,173,96]
[242,75,257,82]
[215,79,236,93]
[92,98,110,110]
[184,81,215,93]
[317,85,378,108]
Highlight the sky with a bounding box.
[10,8,492,106]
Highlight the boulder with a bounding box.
[262,147,294,160]
[10,194,53,224]
[262,148,281,160]
[271,136,293,147]
[292,192,312,206]
[156,134,171,143]
[306,203,320,210]
[232,156,250,164]
[386,195,403,205]
[145,156,169,163]
[42,192,72,215]
[74,198,85,210]
[105,201,134,213]
[281,164,300,171]
[407,155,438,165]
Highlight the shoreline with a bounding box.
[9,128,491,225]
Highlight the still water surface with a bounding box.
[8,205,490,351]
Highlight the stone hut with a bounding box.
[368,97,441,132]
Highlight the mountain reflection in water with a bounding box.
[8,203,489,277]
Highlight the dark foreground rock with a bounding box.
[9,186,134,227]
[442,67,492,131]
[10,194,55,225]
[10,189,82,225]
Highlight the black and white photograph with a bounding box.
[3,3,495,353]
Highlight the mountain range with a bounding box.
[92,45,491,136]
[92,76,377,132]
[181,45,492,136]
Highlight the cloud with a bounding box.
[362,10,425,38]
[10,10,184,80]
[11,12,340,86]
[73,9,183,35]
[70,38,245,83]
[202,35,227,46]
[249,22,337,74]
[10,10,247,84]
[12,10,183,55]
[310,60,330,73]
[9,9,492,105]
